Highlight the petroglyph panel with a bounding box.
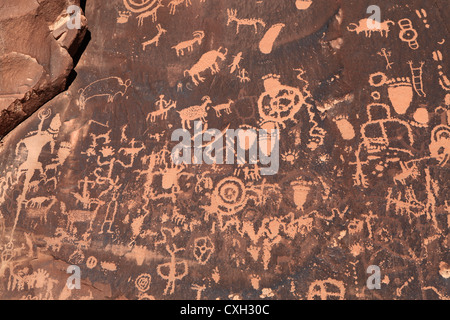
[0,0,448,300]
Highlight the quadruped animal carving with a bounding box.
[24,197,57,223]
[168,0,191,15]
[347,18,394,37]
[177,96,211,129]
[137,0,164,26]
[184,48,228,86]
[78,77,131,110]
[212,99,233,117]
[227,9,266,34]
[142,24,167,50]
[172,31,205,57]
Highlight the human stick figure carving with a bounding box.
[11,109,61,242]
[71,177,104,210]
[157,244,188,295]
[377,48,394,70]
[147,95,177,123]
[142,24,167,50]
[94,146,141,187]
[227,9,266,34]
[237,69,250,83]
[99,185,121,234]
[184,48,228,85]
[172,31,204,56]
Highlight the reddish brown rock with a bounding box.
[0,0,88,138]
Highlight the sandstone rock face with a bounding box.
[0,0,87,138]
[0,0,449,301]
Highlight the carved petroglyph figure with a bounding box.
[78,77,131,110]
[353,103,415,187]
[415,8,430,28]
[95,146,139,186]
[135,273,152,293]
[386,77,413,115]
[72,177,104,210]
[11,109,61,243]
[229,52,243,74]
[347,18,394,37]
[168,0,191,15]
[408,61,426,97]
[84,129,111,157]
[227,9,266,34]
[393,162,419,185]
[432,50,450,91]
[333,115,356,140]
[259,23,285,54]
[212,99,233,117]
[123,0,160,13]
[377,48,394,70]
[147,95,177,122]
[172,31,204,57]
[117,11,132,24]
[281,149,299,165]
[137,0,164,26]
[295,0,312,10]
[61,202,101,235]
[202,176,248,228]
[25,197,52,210]
[24,197,57,223]
[142,24,167,50]
[307,279,346,300]
[119,138,146,162]
[158,162,194,194]
[194,172,213,193]
[191,284,206,300]
[237,69,250,83]
[157,244,188,295]
[257,74,324,149]
[257,74,304,127]
[177,96,211,129]
[290,179,313,211]
[16,109,60,180]
[193,236,214,265]
[99,188,120,234]
[184,48,228,85]
[429,125,450,166]
[398,19,419,50]
[0,212,4,242]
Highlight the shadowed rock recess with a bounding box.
[0,0,449,301]
[0,0,87,138]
